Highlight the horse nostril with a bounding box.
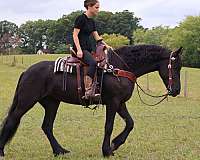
[168,90,173,95]
[176,89,180,95]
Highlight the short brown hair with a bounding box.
[84,0,99,9]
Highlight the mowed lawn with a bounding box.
[0,54,200,160]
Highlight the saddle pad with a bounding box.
[54,57,67,73]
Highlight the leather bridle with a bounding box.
[167,51,176,95]
[108,48,177,106]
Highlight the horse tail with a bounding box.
[8,72,24,115]
[0,72,24,146]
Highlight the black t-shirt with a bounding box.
[73,13,97,52]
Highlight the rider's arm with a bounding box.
[73,28,81,51]
[73,28,83,58]
[92,31,110,48]
[92,31,103,42]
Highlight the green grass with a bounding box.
[0,55,200,160]
[0,54,67,69]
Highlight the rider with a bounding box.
[73,0,109,99]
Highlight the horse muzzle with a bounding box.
[168,88,180,97]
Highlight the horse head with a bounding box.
[158,47,183,97]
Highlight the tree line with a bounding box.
[0,10,200,67]
[134,16,200,68]
[0,10,140,54]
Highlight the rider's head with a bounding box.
[84,0,100,16]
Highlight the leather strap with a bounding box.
[76,64,82,100]
[113,69,137,83]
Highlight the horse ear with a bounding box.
[173,47,183,57]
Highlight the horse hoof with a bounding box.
[103,149,114,157]
[53,148,70,157]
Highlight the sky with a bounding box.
[0,0,200,28]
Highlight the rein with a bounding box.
[136,51,176,106]
[136,81,168,106]
[108,48,176,106]
[109,48,131,70]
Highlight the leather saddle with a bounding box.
[67,42,107,67]
[63,42,108,104]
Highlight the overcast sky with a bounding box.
[0,0,200,28]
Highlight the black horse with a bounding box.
[0,45,182,157]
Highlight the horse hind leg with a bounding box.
[0,95,37,157]
[0,72,40,157]
[39,97,70,156]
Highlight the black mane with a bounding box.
[109,45,171,71]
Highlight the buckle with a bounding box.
[113,69,119,76]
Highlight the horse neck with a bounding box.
[113,46,169,78]
[133,63,159,78]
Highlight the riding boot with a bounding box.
[83,75,100,99]
[84,75,93,99]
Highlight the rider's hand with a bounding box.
[102,41,111,49]
[77,49,83,58]
[105,44,111,49]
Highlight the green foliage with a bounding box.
[19,20,48,54]
[108,10,141,43]
[0,20,20,53]
[172,16,200,67]
[134,16,200,68]
[1,10,141,54]
[134,26,171,47]
[1,11,200,68]
[94,11,114,35]
[54,44,68,54]
[102,33,129,48]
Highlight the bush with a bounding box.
[102,33,129,48]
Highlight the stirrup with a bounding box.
[82,93,101,100]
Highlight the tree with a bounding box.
[19,20,48,53]
[172,16,200,67]
[0,20,20,54]
[95,11,114,35]
[109,10,141,44]
[134,26,171,46]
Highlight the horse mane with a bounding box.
[110,44,171,70]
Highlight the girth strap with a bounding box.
[113,69,137,83]
[76,64,82,100]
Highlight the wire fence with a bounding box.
[0,53,67,68]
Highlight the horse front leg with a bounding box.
[111,103,134,152]
[102,100,119,157]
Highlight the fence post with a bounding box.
[146,74,150,91]
[184,71,188,97]
[22,56,23,65]
[0,53,3,64]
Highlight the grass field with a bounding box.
[0,54,200,160]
